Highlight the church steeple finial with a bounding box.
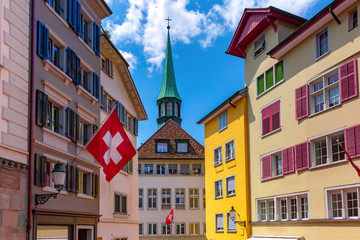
[157,18,182,129]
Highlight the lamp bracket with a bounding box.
[35,193,59,206]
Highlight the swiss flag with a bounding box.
[86,110,136,182]
[165,209,174,225]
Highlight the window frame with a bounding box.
[349,8,358,30]
[175,188,185,209]
[175,139,190,153]
[260,99,281,137]
[225,140,235,162]
[162,223,172,235]
[147,188,157,209]
[253,34,266,58]
[148,223,157,235]
[227,212,237,232]
[189,223,199,235]
[215,213,224,232]
[218,111,227,131]
[139,189,143,209]
[214,179,223,199]
[76,225,94,240]
[161,188,171,209]
[189,188,199,209]
[155,139,170,153]
[213,146,223,166]
[175,223,185,235]
[114,192,127,215]
[256,60,284,97]
[315,27,330,59]
[226,175,236,197]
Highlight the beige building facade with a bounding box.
[0,0,30,239]
[227,1,360,239]
[97,36,147,240]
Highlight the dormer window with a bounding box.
[253,35,266,58]
[175,139,189,153]
[155,139,170,153]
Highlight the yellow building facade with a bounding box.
[227,1,360,240]
[198,89,250,240]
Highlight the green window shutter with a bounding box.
[275,61,284,83]
[257,75,265,95]
[266,68,274,90]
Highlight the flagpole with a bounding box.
[71,107,118,164]
[337,139,360,177]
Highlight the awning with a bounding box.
[247,236,304,240]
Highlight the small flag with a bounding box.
[165,209,174,225]
[86,110,136,182]
[338,140,360,177]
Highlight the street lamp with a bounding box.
[35,162,66,206]
[229,206,246,227]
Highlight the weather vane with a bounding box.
[165,17,172,29]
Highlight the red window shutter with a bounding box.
[339,58,358,102]
[345,124,360,158]
[271,100,281,131]
[295,142,309,171]
[295,84,308,120]
[282,146,295,174]
[261,155,272,180]
[262,106,271,136]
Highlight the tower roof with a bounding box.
[157,29,181,101]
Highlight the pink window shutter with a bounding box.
[339,58,358,102]
[345,124,360,158]
[271,100,281,131]
[261,155,272,180]
[295,142,309,171]
[262,106,271,136]
[295,84,308,120]
[282,146,294,174]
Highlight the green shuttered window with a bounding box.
[257,60,284,96]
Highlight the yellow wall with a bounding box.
[203,97,250,240]
[243,1,360,239]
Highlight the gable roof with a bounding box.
[138,119,204,160]
[226,6,306,58]
[268,0,356,59]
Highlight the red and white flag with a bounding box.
[165,209,174,225]
[338,140,360,177]
[86,110,136,182]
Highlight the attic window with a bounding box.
[155,139,170,153]
[253,35,266,58]
[175,139,189,153]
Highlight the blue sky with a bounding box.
[103,0,333,147]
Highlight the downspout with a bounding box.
[26,0,35,239]
[329,5,341,25]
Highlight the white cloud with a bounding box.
[105,0,320,72]
[119,50,138,70]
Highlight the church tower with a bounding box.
[157,20,182,128]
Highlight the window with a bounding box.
[227,212,237,232]
[189,189,199,209]
[190,223,199,235]
[157,164,165,175]
[225,140,235,161]
[261,100,281,136]
[48,38,63,71]
[101,57,114,77]
[159,102,165,117]
[192,164,201,175]
[80,68,91,93]
[219,111,227,131]
[226,176,235,197]
[144,164,153,175]
[204,223,206,234]
[93,22,101,56]
[106,95,113,113]
[176,139,189,153]
[81,13,92,45]
[66,48,81,84]
[156,140,169,153]
[310,131,345,167]
[176,223,185,235]
[327,185,360,219]
[309,71,340,115]
[114,193,127,214]
[148,223,157,235]
[350,9,358,30]
[139,189,143,209]
[215,213,224,232]
[169,164,177,174]
[214,147,222,166]
[161,189,171,209]
[138,164,142,175]
[139,224,143,235]
[316,28,329,58]
[77,226,93,240]
[78,170,92,196]
[180,164,190,174]
[37,226,69,240]
[148,189,157,209]
[162,224,171,235]
[257,61,284,96]
[253,35,265,57]
[175,188,185,209]
[48,0,64,17]
[47,101,61,134]
[65,108,80,142]
[214,180,223,199]
[203,189,206,209]
[79,121,89,145]
[174,102,180,117]
[257,193,309,221]
[166,101,173,116]
[261,151,282,180]
[92,72,100,100]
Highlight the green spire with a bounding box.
[157,29,181,101]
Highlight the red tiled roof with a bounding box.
[138,119,204,160]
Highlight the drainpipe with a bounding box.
[26,0,35,239]
[329,4,341,25]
